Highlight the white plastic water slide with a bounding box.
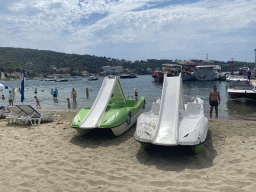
[152,74,184,145]
[80,76,117,128]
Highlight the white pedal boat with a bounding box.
[134,74,208,153]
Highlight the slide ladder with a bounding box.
[80,77,117,128]
[152,74,184,145]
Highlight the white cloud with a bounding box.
[1,0,256,62]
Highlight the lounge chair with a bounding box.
[5,105,28,124]
[0,106,8,117]
[18,105,60,125]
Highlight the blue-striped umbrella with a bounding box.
[0,82,8,89]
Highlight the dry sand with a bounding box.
[0,111,256,192]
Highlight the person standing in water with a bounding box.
[8,91,14,105]
[86,88,89,98]
[11,88,15,101]
[34,96,41,109]
[67,98,71,109]
[53,88,58,98]
[134,88,138,101]
[209,85,220,118]
[71,88,77,102]
[248,70,252,82]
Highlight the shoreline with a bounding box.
[0,113,256,191]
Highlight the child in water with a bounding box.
[34,96,41,109]
[67,98,71,109]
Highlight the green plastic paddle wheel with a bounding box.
[191,144,202,154]
[140,142,152,151]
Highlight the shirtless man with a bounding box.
[209,85,220,118]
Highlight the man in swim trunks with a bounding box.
[209,85,220,118]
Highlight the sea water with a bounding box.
[1,75,256,120]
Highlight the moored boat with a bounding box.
[88,75,99,81]
[152,70,164,82]
[120,73,137,79]
[180,62,196,81]
[45,77,57,81]
[55,78,69,82]
[152,64,182,82]
[193,65,221,81]
[226,75,248,82]
[182,71,195,81]
[227,81,256,102]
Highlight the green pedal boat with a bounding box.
[71,76,145,136]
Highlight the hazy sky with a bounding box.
[1,0,256,62]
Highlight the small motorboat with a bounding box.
[88,75,99,81]
[45,77,56,81]
[227,81,256,102]
[226,75,248,82]
[55,78,69,82]
[134,74,208,153]
[71,76,145,136]
[120,73,137,79]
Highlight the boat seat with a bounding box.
[151,102,160,115]
[185,103,202,117]
[125,100,136,107]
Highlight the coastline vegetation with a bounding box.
[0,47,254,79]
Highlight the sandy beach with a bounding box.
[0,111,256,192]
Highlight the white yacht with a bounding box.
[193,65,221,81]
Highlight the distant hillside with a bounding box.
[0,47,113,76]
[0,47,176,77]
[0,47,254,77]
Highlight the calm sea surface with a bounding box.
[1,75,256,120]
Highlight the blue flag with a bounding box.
[21,77,24,102]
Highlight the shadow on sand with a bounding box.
[135,130,217,171]
[69,124,137,149]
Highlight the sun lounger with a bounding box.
[5,105,28,124]
[0,106,8,117]
[18,105,59,125]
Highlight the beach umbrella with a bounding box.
[21,76,25,103]
[0,82,8,89]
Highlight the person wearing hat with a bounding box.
[209,85,220,118]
